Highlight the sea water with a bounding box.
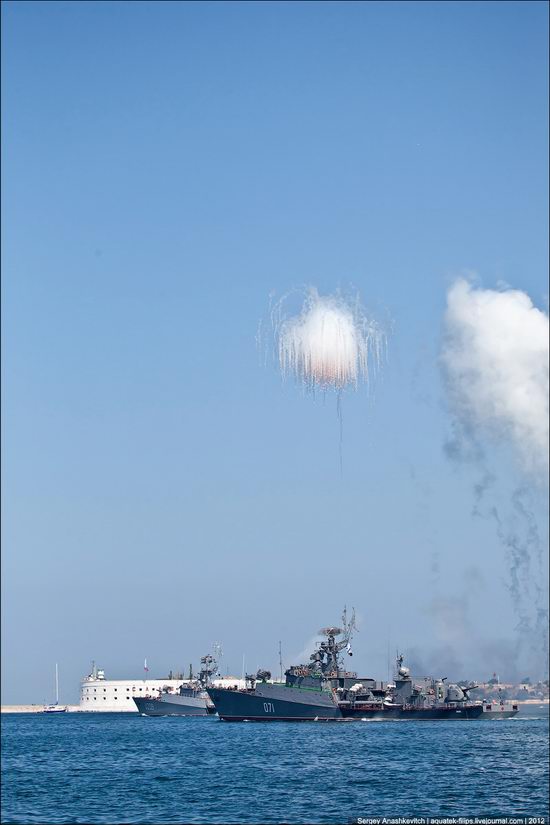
[1,710,548,824]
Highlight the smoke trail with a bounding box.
[441,277,549,675]
[466,468,548,675]
[509,488,549,673]
[490,504,532,627]
[413,566,540,681]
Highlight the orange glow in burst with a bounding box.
[277,289,382,392]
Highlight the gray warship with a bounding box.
[207,612,519,722]
[133,654,218,716]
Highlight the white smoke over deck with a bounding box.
[276,288,383,392]
[441,278,549,480]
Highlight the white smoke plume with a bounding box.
[274,287,383,392]
[440,277,549,676]
[441,278,549,479]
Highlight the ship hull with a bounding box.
[207,685,342,721]
[208,687,519,722]
[133,694,215,716]
[479,707,518,719]
[341,705,486,720]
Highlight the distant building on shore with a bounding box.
[79,663,246,712]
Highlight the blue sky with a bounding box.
[2,0,548,703]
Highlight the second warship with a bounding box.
[207,611,519,722]
[133,654,218,716]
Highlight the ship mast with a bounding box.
[55,663,59,705]
[316,607,357,677]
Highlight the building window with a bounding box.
[114,697,117,700]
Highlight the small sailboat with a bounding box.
[43,664,68,713]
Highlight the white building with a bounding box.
[79,665,246,711]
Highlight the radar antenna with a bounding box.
[319,626,342,637]
[315,608,358,676]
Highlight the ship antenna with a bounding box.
[212,642,222,677]
[342,606,357,641]
[278,641,283,682]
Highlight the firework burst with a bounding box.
[275,287,383,392]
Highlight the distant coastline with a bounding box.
[1,705,81,713]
